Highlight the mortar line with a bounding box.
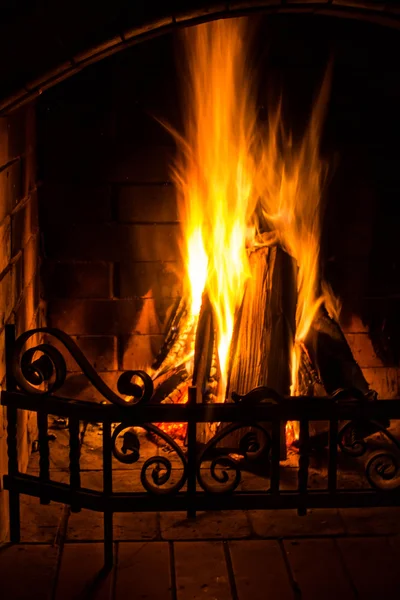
[278,538,302,600]
[223,541,239,600]
[168,541,178,600]
[111,542,119,600]
[333,538,360,600]
[50,504,71,600]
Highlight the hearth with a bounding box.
[2,7,400,567]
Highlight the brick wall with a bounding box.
[37,34,182,395]
[0,103,43,542]
[41,182,181,378]
[36,20,400,401]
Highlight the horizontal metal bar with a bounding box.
[5,474,400,512]
[3,391,400,422]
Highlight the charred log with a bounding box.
[302,308,389,443]
[151,368,188,404]
[304,307,372,397]
[152,297,187,371]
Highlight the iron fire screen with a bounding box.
[2,325,400,568]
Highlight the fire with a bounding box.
[171,19,257,399]
[285,421,298,448]
[186,227,208,317]
[154,18,339,443]
[255,72,332,395]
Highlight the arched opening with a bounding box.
[1,6,400,551]
[1,1,400,114]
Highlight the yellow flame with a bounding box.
[255,70,332,394]
[166,19,338,412]
[186,227,208,316]
[172,19,257,398]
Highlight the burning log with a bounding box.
[204,347,219,404]
[192,294,217,443]
[222,242,297,458]
[227,242,296,398]
[152,298,194,378]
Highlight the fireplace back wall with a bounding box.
[38,35,182,397]
[36,16,400,400]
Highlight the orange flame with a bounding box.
[285,421,299,448]
[171,19,257,398]
[160,19,338,438]
[255,70,332,395]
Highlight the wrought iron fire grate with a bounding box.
[2,325,400,568]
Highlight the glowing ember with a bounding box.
[156,383,189,441]
[285,421,299,448]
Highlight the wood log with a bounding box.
[192,293,216,444]
[222,244,297,458]
[304,308,372,396]
[302,307,389,442]
[227,244,296,396]
[151,297,187,372]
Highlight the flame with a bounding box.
[285,421,299,448]
[186,227,208,317]
[171,19,257,398]
[156,19,339,447]
[255,69,333,395]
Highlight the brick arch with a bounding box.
[0,0,399,115]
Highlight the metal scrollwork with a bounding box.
[112,425,141,464]
[338,416,400,491]
[231,386,283,405]
[112,423,187,495]
[338,421,367,457]
[239,430,266,459]
[362,422,400,491]
[197,423,271,494]
[366,451,400,491]
[331,387,366,405]
[13,335,67,395]
[12,328,153,406]
[334,389,376,458]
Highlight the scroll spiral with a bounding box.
[197,423,271,494]
[362,422,400,491]
[338,417,400,491]
[12,328,153,406]
[334,389,370,457]
[112,423,187,495]
[338,421,367,458]
[366,451,400,491]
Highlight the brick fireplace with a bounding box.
[34,16,400,401]
[1,2,400,544]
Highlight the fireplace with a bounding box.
[34,15,400,404]
[1,5,400,561]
